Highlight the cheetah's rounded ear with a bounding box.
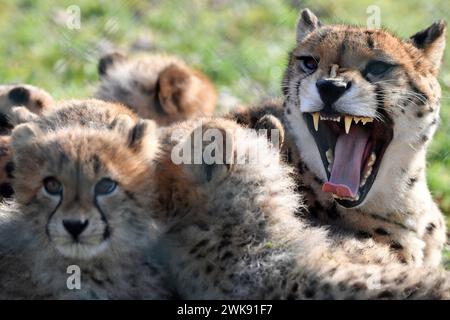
[11,122,43,149]
[98,52,127,77]
[127,119,159,161]
[179,123,235,185]
[296,8,322,44]
[410,20,447,73]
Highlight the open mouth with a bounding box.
[303,111,393,208]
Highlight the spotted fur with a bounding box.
[229,9,447,267]
[149,118,450,299]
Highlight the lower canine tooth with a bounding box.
[313,112,320,131]
[367,152,376,167]
[326,149,334,164]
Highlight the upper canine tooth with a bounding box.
[344,116,352,134]
[312,112,320,131]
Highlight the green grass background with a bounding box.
[0,0,449,265]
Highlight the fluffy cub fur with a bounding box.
[0,100,170,299]
[95,52,217,125]
[148,118,450,299]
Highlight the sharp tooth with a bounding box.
[326,148,334,164]
[362,117,374,125]
[367,152,376,167]
[344,116,352,134]
[354,117,361,124]
[312,112,320,131]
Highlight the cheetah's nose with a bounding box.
[316,78,352,107]
[63,219,89,239]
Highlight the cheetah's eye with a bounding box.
[43,177,62,195]
[365,61,395,76]
[297,56,319,73]
[95,178,117,196]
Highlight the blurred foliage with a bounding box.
[0,0,449,259]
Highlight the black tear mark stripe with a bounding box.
[45,194,63,239]
[94,197,111,239]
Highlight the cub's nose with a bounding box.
[316,79,352,107]
[63,219,89,239]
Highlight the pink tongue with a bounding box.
[322,126,370,198]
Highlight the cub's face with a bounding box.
[284,9,446,208]
[11,119,158,260]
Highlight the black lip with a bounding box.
[303,113,393,208]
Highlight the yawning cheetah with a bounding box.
[95,52,217,126]
[0,100,170,299]
[230,9,447,267]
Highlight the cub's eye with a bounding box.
[365,61,394,76]
[43,177,62,195]
[95,178,117,196]
[297,56,319,73]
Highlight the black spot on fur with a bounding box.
[426,222,436,235]
[286,107,291,114]
[189,239,210,255]
[356,231,372,239]
[417,111,424,118]
[326,203,340,220]
[407,176,418,188]
[303,288,315,298]
[205,264,214,274]
[313,176,323,185]
[220,251,233,261]
[377,290,394,299]
[0,113,13,131]
[390,242,403,250]
[5,161,14,179]
[374,228,389,236]
[8,87,30,105]
[0,183,13,198]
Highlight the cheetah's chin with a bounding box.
[55,241,110,260]
[304,111,393,208]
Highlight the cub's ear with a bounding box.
[9,106,39,126]
[179,123,235,185]
[11,122,43,153]
[157,64,191,116]
[410,20,447,71]
[127,119,159,161]
[255,114,285,149]
[296,8,322,44]
[98,52,127,77]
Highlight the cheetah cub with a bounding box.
[0,100,170,299]
[231,9,448,267]
[0,84,55,199]
[151,118,450,299]
[95,52,217,125]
